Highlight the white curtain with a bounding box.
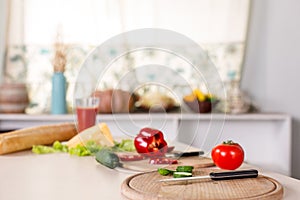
[0,0,8,83]
[6,0,25,45]
[2,0,26,84]
[20,0,249,45]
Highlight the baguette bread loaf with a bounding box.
[0,123,77,155]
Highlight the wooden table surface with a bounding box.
[0,151,299,200]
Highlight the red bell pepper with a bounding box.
[134,127,168,157]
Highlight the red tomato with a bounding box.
[211,140,244,170]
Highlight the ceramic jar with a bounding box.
[0,83,29,113]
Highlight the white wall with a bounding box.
[241,0,300,179]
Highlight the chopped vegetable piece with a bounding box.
[85,140,102,154]
[32,145,56,154]
[69,145,92,156]
[95,149,120,169]
[158,168,175,176]
[53,141,68,152]
[157,166,195,177]
[176,166,194,173]
[114,139,135,152]
[32,141,68,154]
[134,127,168,157]
[117,153,144,161]
[149,157,178,165]
[173,172,193,178]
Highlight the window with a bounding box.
[4,0,250,113]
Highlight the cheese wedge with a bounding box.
[66,123,114,148]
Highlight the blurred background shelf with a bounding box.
[0,112,290,131]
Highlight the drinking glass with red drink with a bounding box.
[75,97,100,132]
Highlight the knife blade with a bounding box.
[165,150,204,158]
[159,169,259,182]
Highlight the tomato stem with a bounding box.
[222,140,235,145]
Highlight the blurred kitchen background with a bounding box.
[0,0,250,113]
[0,0,299,179]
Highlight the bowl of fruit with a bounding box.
[183,89,218,113]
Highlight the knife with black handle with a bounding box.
[159,169,259,182]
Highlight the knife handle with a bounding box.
[209,169,258,180]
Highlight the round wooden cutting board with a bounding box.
[121,169,283,200]
[119,156,214,172]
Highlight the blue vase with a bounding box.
[51,72,67,114]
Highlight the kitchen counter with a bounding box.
[0,151,299,200]
[0,113,292,176]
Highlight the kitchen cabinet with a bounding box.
[0,113,291,175]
